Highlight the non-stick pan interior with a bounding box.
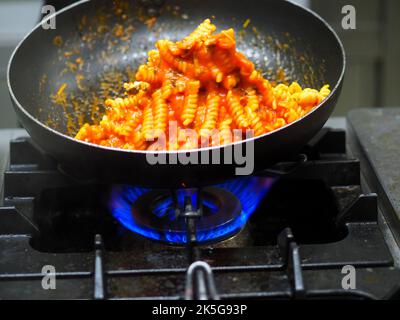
[9,0,344,137]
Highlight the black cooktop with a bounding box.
[0,125,399,300]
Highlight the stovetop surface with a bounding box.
[0,114,400,300]
[348,108,400,246]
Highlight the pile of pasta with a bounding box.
[76,19,331,150]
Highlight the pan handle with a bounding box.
[261,154,308,177]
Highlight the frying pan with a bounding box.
[7,0,345,188]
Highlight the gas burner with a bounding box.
[109,177,276,245]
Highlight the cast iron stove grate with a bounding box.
[0,129,399,300]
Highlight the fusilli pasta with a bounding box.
[76,19,331,151]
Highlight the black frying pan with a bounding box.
[7,0,345,188]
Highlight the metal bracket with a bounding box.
[262,154,308,176]
[336,193,378,226]
[278,228,306,299]
[93,234,106,300]
[185,261,219,300]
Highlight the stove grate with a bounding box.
[1,129,400,299]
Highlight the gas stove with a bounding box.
[0,110,400,300]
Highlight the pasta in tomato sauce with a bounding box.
[76,19,331,151]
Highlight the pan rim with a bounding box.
[7,0,346,156]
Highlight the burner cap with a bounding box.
[131,187,242,244]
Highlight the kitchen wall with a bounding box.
[311,0,400,115]
[0,0,41,128]
[0,0,398,128]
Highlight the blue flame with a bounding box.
[110,177,276,244]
